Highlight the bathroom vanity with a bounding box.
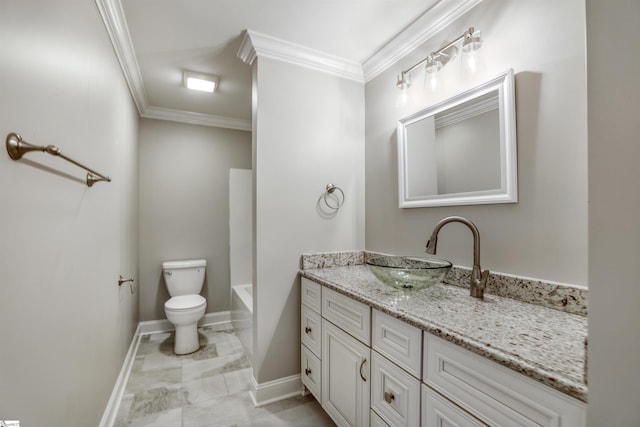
[299,252,587,427]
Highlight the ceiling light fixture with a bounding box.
[183,71,219,93]
[396,27,482,102]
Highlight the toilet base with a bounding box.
[173,323,200,355]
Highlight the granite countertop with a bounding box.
[300,264,588,403]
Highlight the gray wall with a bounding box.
[251,56,365,385]
[138,119,251,321]
[365,0,588,286]
[586,0,640,424]
[0,0,139,425]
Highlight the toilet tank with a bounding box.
[162,259,207,296]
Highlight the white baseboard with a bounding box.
[99,311,232,426]
[249,374,304,407]
[98,323,142,427]
[138,311,231,335]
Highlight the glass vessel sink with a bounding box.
[366,255,452,290]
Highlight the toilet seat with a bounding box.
[165,295,206,311]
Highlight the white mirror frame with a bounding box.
[398,69,517,208]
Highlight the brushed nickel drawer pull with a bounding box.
[359,358,367,382]
[384,391,395,404]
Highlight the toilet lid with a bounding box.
[165,295,206,311]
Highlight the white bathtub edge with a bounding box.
[231,283,253,314]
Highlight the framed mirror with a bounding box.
[397,69,517,208]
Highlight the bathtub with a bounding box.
[231,284,253,364]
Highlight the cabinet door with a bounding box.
[422,384,487,427]
[322,319,370,427]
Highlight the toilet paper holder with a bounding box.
[118,275,134,286]
[118,275,135,294]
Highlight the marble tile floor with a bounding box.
[114,323,335,427]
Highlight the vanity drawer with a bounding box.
[301,277,322,313]
[371,351,421,427]
[371,409,390,427]
[424,334,586,427]
[373,309,422,379]
[322,287,370,345]
[422,384,487,426]
[301,303,322,357]
[301,344,321,402]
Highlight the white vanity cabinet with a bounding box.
[300,275,586,427]
[422,334,586,426]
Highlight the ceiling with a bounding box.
[97,0,480,131]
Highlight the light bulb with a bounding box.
[465,54,477,73]
[396,73,411,107]
[425,55,443,74]
[462,29,483,74]
[397,89,408,107]
[430,74,438,91]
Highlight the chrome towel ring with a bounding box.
[324,184,345,210]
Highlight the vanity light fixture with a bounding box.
[183,70,219,93]
[396,27,482,101]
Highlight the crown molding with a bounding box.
[363,0,483,82]
[95,0,252,131]
[96,0,482,128]
[237,30,257,65]
[95,0,148,113]
[237,30,364,83]
[143,106,252,131]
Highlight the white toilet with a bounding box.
[162,259,207,355]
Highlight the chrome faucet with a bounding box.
[425,216,490,298]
